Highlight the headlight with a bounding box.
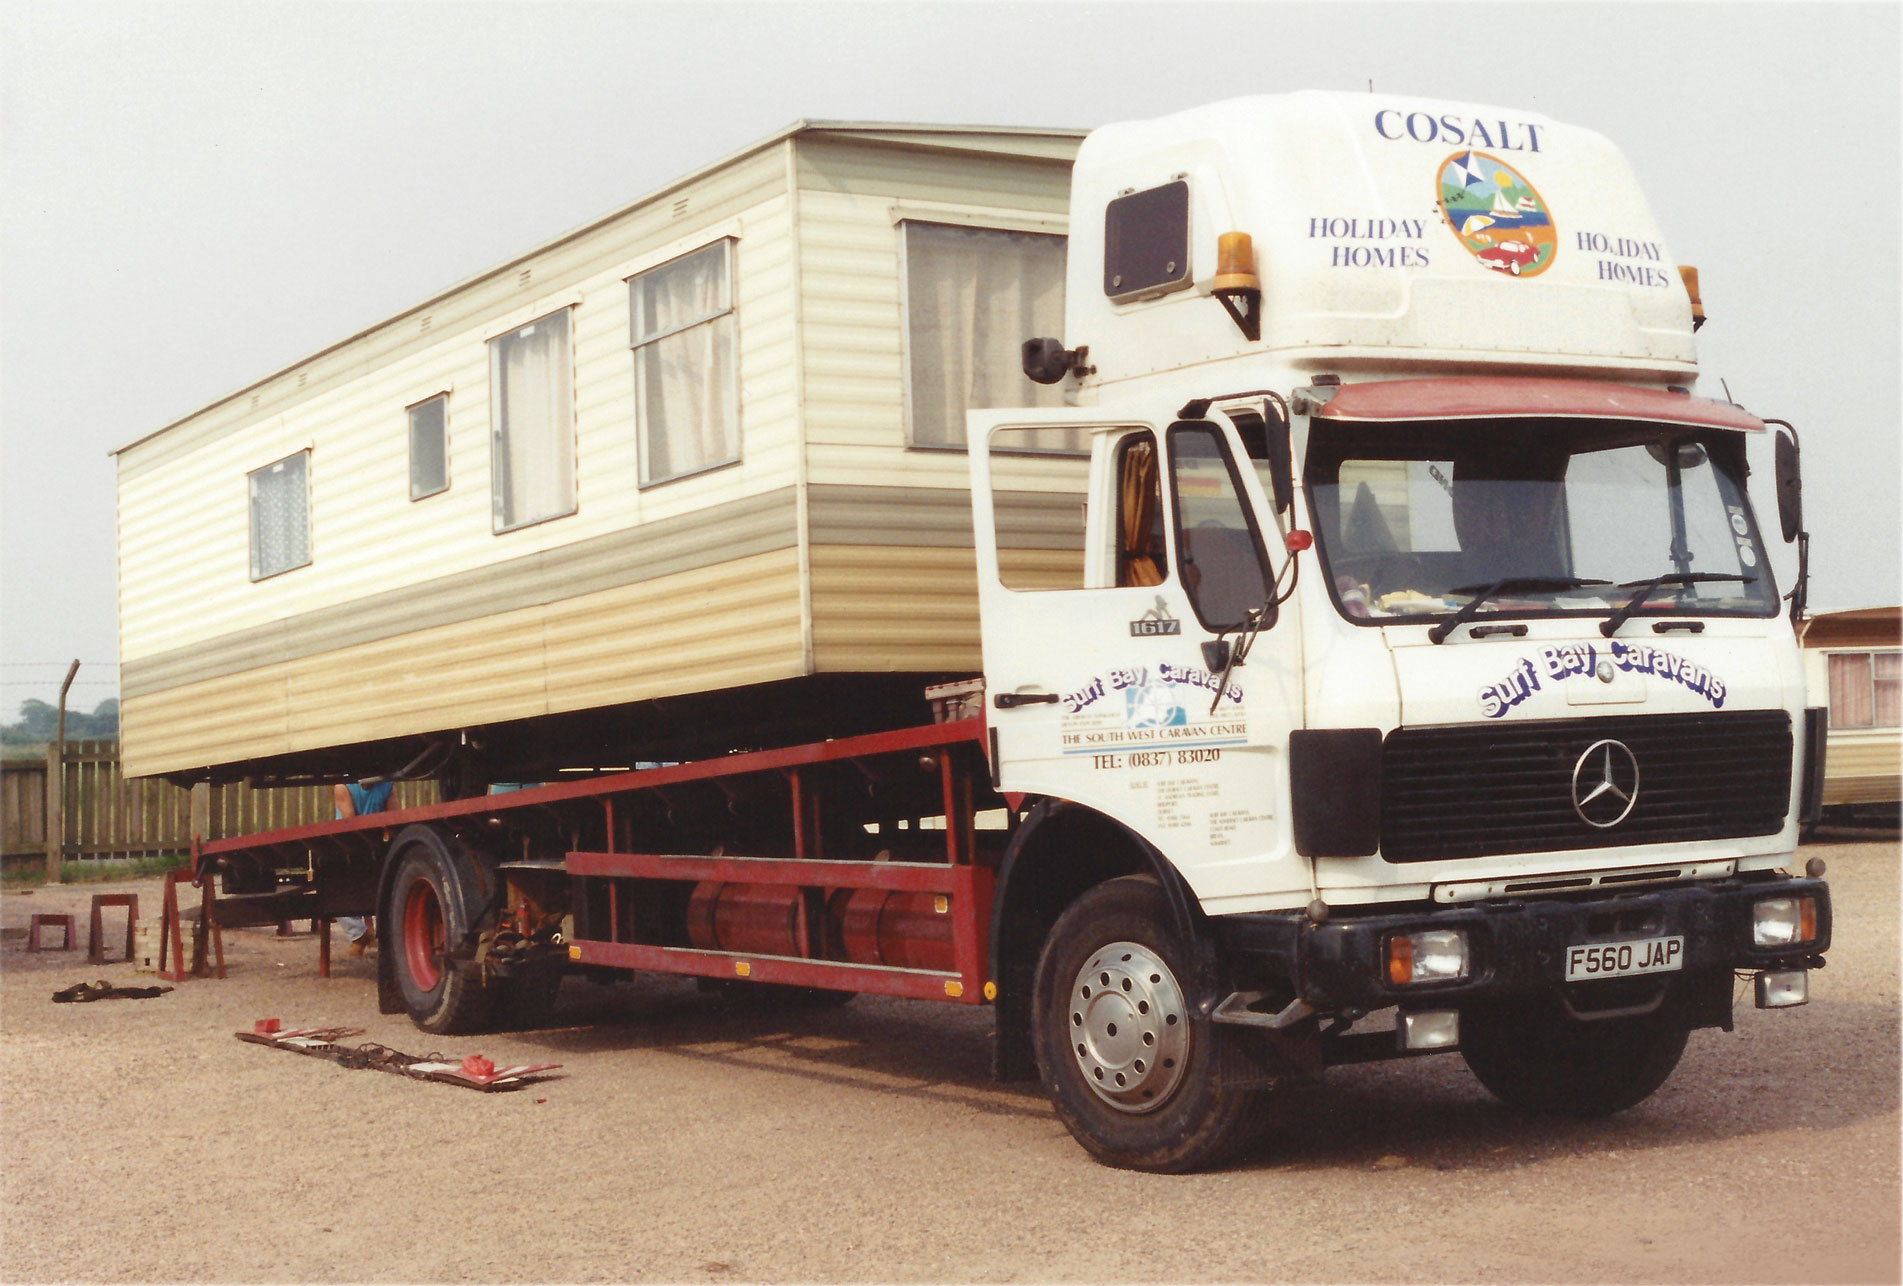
[1752,896,1818,948]
[1387,929,1469,984]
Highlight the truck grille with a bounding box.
[1381,710,1792,863]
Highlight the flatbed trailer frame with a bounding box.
[184,719,1004,1005]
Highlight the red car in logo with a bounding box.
[1475,240,1539,275]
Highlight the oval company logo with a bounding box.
[1437,150,1557,278]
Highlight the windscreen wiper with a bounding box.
[1428,576,1612,644]
[1598,572,1756,637]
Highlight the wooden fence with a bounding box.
[1,741,437,871]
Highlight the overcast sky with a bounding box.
[2,0,1898,715]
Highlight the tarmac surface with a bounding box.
[2,838,1897,1283]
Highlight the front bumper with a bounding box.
[1211,875,1830,1018]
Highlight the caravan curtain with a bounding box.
[490,309,575,531]
[903,223,1067,448]
[632,241,737,485]
[249,450,310,579]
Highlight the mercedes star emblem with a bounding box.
[1572,739,1640,828]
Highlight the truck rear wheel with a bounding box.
[1461,999,1689,1117]
[389,848,494,1034]
[1032,877,1267,1172]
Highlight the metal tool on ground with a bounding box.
[52,979,174,1002]
[236,1019,561,1091]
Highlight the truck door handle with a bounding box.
[994,692,1061,709]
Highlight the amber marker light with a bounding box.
[1387,934,1414,985]
[1213,232,1260,293]
[1211,231,1263,341]
[1679,265,1706,331]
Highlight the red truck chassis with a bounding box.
[186,719,1003,1015]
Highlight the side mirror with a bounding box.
[1774,429,1803,544]
[1022,338,1091,386]
[1264,404,1293,515]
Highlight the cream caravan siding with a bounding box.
[806,482,1086,673]
[792,136,1079,675]
[810,545,1082,672]
[1801,643,1903,806]
[116,124,1088,779]
[121,547,803,778]
[1821,732,1901,805]
[120,145,796,668]
[793,136,1073,493]
[118,144,803,777]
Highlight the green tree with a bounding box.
[0,697,119,748]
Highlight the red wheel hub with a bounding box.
[402,877,446,991]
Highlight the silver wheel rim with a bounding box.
[1068,940,1190,1113]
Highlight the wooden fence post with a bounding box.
[43,741,62,884]
[190,782,210,845]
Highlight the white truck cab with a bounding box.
[970,93,1829,1171]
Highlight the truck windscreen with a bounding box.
[1304,420,1778,625]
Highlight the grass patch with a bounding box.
[1,855,188,889]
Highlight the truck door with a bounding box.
[970,406,1306,907]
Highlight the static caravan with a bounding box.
[1798,606,1902,814]
[114,121,1087,786]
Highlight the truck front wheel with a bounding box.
[1032,877,1267,1172]
[389,848,494,1034]
[1460,999,1689,1117]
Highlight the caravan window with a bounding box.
[630,240,739,487]
[489,309,576,532]
[407,393,449,500]
[901,222,1068,449]
[248,450,311,580]
[1828,651,1902,728]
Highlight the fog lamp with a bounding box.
[1398,1010,1460,1051]
[1754,970,1808,1008]
[1386,929,1469,985]
[1752,896,1817,948]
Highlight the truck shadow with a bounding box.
[511,978,1900,1163]
[515,977,1052,1120]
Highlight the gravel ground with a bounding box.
[2,841,1896,1284]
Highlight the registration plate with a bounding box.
[1563,935,1684,981]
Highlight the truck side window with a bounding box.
[1167,424,1272,631]
[1115,433,1167,587]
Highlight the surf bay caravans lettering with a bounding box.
[1479,644,1729,718]
[1609,641,1727,706]
[1060,664,1246,756]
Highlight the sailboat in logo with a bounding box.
[1438,150,1557,278]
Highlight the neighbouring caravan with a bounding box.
[1799,606,1902,815]
[113,122,1087,785]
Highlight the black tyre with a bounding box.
[1032,877,1267,1172]
[389,848,494,1034]
[1461,998,1689,1117]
